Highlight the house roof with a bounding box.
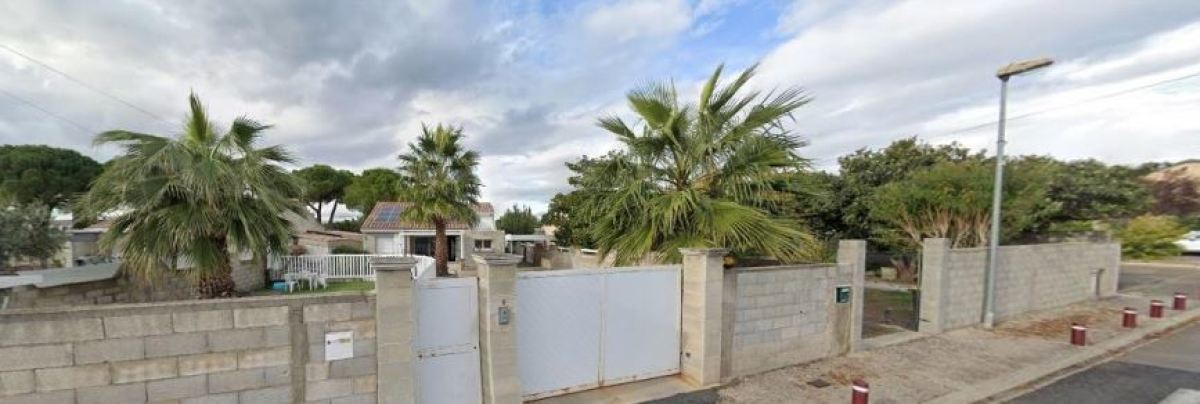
[361,202,494,232]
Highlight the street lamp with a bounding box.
[983,57,1053,328]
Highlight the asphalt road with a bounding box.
[1010,322,1200,404]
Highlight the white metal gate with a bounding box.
[415,277,482,404]
[516,266,681,399]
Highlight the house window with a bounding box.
[474,239,492,251]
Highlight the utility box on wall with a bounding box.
[836,285,851,304]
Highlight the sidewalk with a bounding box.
[716,294,1200,403]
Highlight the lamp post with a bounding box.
[983,57,1053,328]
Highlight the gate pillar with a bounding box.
[679,248,729,387]
[372,256,418,404]
[475,253,523,404]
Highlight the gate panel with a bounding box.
[516,271,604,399]
[602,267,681,384]
[415,277,481,404]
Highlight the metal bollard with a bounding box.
[1151,300,1165,318]
[1174,293,1188,311]
[1122,307,1137,328]
[852,379,869,404]
[1070,324,1087,346]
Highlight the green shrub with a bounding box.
[1118,215,1187,259]
[327,219,361,232]
[331,244,367,254]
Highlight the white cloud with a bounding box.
[583,0,693,45]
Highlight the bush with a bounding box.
[1118,215,1187,259]
[331,244,367,254]
[327,219,361,232]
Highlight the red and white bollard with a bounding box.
[1070,324,1087,346]
[1151,300,1165,318]
[851,379,869,404]
[1122,307,1137,328]
[1174,292,1188,311]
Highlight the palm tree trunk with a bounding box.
[197,238,237,298]
[434,219,449,277]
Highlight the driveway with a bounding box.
[1010,322,1200,404]
[1119,261,1200,297]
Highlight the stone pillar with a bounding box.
[833,240,866,354]
[918,238,950,334]
[372,256,417,404]
[679,248,729,387]
[474,253,522,404]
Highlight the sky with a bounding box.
[2,0,1200,217]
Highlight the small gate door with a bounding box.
[415,277,481,404]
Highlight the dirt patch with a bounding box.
[863,288,919,337]
[996,306,1123,340]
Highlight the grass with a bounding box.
[863,288,918,337]
[263,279,375,295]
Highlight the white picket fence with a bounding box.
[269,254,435,280]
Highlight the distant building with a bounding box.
[359,202,504,271]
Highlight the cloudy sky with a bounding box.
[3,0,1200,216]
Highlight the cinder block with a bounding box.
[182,392,237,404]
[76,383,145,404]
[329,357,375,378]
[207,368,265,393]
[332,393,377,404]
[237,347,290,369]
[0,344,73,372]
[233,306,288,328]
[173,310,233,333]
[351,302,373,320]
[264,325,291,348]
[111,357,177,384]
[0,319,104,346]
[146,375,207,401]
[239,386,291,403]
[353,375,376,394]
[353,339,376,357]
[34,364,110,391]
[146,332,207,358]
[207,328,265,352]
[0,370,34,397]
[0,390,73,404]
[105,314,173,338]
[304,303,352,323]
[328,320,375,339]
[263,365,290,386]
[306,363,329,381]
[75,338,145,365]
[178,352,238,376]
[306,378,354,400]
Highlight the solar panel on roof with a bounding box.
[376,206,401,222]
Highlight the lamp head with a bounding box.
[997,58,1054,80]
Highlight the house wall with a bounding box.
[918,240,1121,333]
[0,293,376,403]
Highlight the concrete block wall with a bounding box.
[919,240,1121,333]
[0,293,376,403]
[6,272,195,310]
[726,264,836,377]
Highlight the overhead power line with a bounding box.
[0,43,173,125]
[930,69,1200,137]
[0,87,95,134]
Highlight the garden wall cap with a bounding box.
[370,256,418,271]
[471,253,522,266]
[679,248,731,257]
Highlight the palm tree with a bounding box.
[77,93,302,298]
[396,124,481,276]
[574,64,820,264]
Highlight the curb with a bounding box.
[926,308,1200,404]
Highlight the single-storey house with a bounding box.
[360,202,504,271]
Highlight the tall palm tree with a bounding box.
[396,124,481,276]
[575,64,820,264]
[77,93,302,298]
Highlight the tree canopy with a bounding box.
[295,164,354,224]
[566,64,820,264]
[396,124,481,276]
[496,204,539,235]
[0,203,65,269]
[76,93,303,297]
[0,145,102,210]
[343,168,401,218]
